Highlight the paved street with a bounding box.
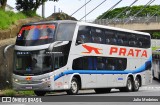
[46,79,160,96]
[0,79,159,105]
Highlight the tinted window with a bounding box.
[76,26,91,44]
[91,28,104,44]
[16,24,56,46]
[72,56,127,71]
[76,26,151,48]
[52,42,71,70]
[72,57,92,70]
[105,30,117,45]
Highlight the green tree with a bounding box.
[16,0,59,16]
[97,5,160,19]
[152,32,160,39]
[0,0,7,10]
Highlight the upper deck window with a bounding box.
[56,23,76,41]
[16,24,56,46]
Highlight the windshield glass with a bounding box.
[56,23,76,41]
[16,24,56,46]
[14,50,52,76]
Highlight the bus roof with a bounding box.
[24,20,149,36]
[24,20,77,26]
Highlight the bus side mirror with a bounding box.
[4,44,15,59]
[48,41,63,51]
[76,40,83,45]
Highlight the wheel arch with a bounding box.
[135,74,142,87]
[69,73,82,89]
[128,74,134,82]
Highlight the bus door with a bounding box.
[96,57,109,87]
[85,57,97,88]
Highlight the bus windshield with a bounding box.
[14,50,52,76]
[16,24,56,46]
[56,23,76,41]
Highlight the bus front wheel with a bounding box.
[34,91,46,96]
[66,77,79,95]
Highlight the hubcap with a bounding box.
[71,80,77,93]
[135,78,139,89]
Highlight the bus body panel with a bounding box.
[13,20,152,93]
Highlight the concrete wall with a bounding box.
[109,22,160,31]
[0,17,41,40]
[151,39,160,47]
[0,38,15,89]
[0,18,41,89]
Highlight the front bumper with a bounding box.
[13,80,53,91]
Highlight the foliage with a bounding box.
[152,47,160,51]
[47,12,77,20]
[17,90,34,96]
[152,32,160,39]
[3,89,16,96]
[16,0,59,16]
[0,9,26,29]
[97,5,160,19]
[1,89,34,96]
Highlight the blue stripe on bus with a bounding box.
[54,56,152,81]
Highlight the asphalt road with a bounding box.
[0,79,160,105]
[47,79,160,96]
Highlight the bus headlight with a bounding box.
[13,78,19,82]
[41,75,54,82]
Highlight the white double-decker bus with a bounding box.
[13,20,152,96]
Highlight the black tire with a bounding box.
[94,88,111,94]
[119,77,133,92]
[66,77,79,95]
[34,91,46,96]
[133,77,140,92]
[153,70,156,80]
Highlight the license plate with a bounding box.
[25,86,32,89]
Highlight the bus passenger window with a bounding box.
[106,38,110,44]
[117,39,123,45]
[110,38,117,45]
[72,57,90,70]
[92,37,102,43]
[91,27,104,44]
[106,59,115,70]
[97,57,105,70]
[76,26,91,45]
[78,35,86,44]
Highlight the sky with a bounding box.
[7,0,160,21]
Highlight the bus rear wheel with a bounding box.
[94,88,111,93]
[34,91,46,96]
[120,77,133,92]
[133,77,140,92]
[66,77,79,95]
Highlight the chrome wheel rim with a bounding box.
[128,80,132,90]
[135,78,140,89]
[71,80,77,93]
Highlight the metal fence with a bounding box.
[83,16,160,25]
